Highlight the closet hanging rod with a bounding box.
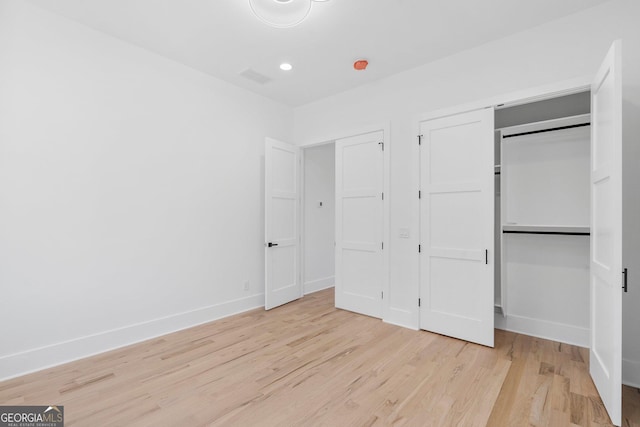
[502,230,590,236]
[502,122,590,139]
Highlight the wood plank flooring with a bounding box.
[624,386,640,427]
[0,288,638,426]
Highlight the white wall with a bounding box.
[0,1,292,380]
[303,144,335,294]
[622,45,640,388]
[293,0,640,382]
[500,235,590,346]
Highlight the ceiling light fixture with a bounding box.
[249,0,326,28]
[280,63,293,71]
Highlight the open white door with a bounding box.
[419,108,494,347]
[590,40,622,426]
[335,131,384,318]
[265,138,302,310]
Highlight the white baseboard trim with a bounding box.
[495,313,589,348]
[623,358,640,389]
[304,276,334,295]
[0,293,265,382]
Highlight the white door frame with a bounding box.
[298,123,391,320]
[412,76,592,330]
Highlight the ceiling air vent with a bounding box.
[239,68,272,84]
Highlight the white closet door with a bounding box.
[265,138,302,310]
[590,40,622,427]
[335,131,384,318]
[419,108,494,347]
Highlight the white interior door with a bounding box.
[265,138,301,310]
[335,131,384,318]
[590,40,622,427]
[419,108,495,347]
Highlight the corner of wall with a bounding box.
[303,277,334,295]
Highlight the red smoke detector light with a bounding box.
[353,60,368,70]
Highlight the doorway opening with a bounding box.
[301,142,336,295]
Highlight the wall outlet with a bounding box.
[243,280,250,291]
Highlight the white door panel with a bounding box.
[335,131,384,318]
[590,40,622,427]
[419,108,494,347]
[265,138,301,310]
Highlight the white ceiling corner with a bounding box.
[27,0,610,106]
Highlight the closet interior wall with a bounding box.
[302,143,336,295]
[494,92,592,347]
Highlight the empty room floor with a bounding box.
[1,289,638,426]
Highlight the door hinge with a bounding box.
[378,142,384,151]
[418,298,421,307]
[418,244,421,253]
[418,190,421,199]
[382,192,384,200]
[485,249,488,265]
[623,268,628,292]
[418,134,423,145]
[382,242,384,250]
[381,291,384,299]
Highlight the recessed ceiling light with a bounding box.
[280,63,293,71]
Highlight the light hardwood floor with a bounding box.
[0,289,638,426]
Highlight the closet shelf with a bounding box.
[502,225,590,235]
[498,113,591,139]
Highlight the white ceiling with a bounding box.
[28,0,610,106]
